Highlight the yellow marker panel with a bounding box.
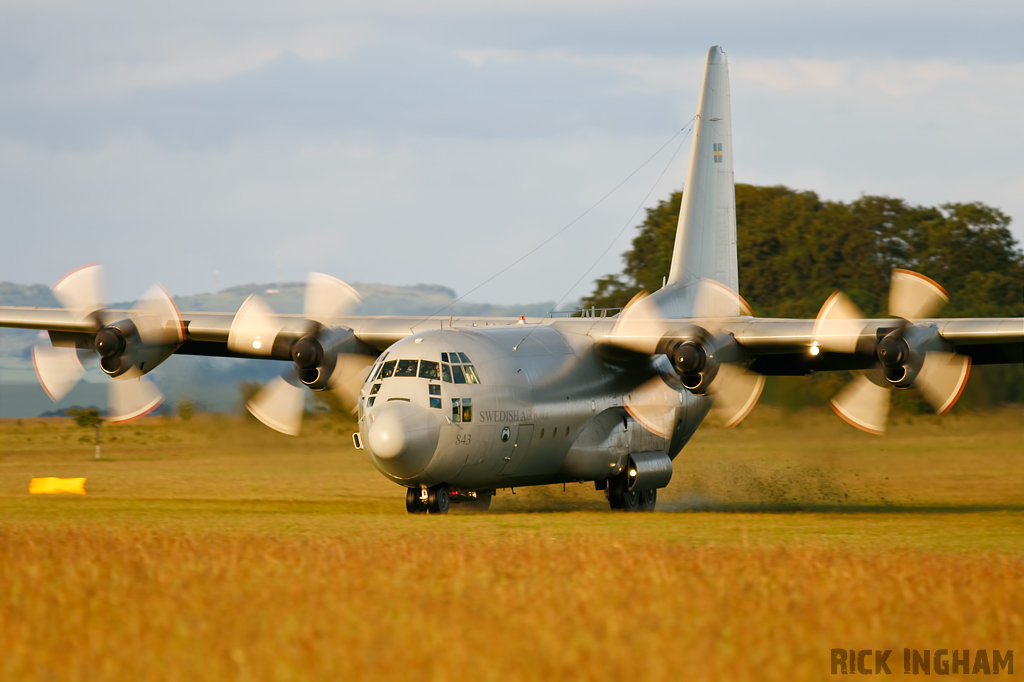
[29,477,87,495]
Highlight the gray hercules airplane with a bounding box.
[2,47,1021,513]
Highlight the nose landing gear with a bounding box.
[405,485,450,514]
[405,486,494,514]
[405,487,428,514]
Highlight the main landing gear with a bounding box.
[406,485,493,514]
[606,472,657,512]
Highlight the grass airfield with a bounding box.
[1,407,1022,681]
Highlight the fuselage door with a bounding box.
[499,424,534,476]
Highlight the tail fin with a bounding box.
[666,46,738,295]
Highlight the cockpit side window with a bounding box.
[419,361,440,380]
[395,360,418,377]
[441,364,452,383]
[380,360,396,379]
[462,365,480,384]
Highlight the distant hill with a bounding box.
[1,280,559,317]
[0,282,59,307]
[165,281,558,317]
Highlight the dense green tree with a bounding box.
[583,184,1023,320]
[583,184,1024,407]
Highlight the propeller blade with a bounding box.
[813,291,867,354]
[304,273,361,323]
[132,284,186,346]
[608,291,672,354]
[708,363,765,428]
[623,375,681,438]
[247,373,306,436]
[32,345,86,401]
[108,376,163,424]
[916,351,971,415]
[830,373,891,435]
[889,269,949,320]
[52,263,104,323]
[331,353,377,412]
[227,294,284,356]
[692,278,753,324]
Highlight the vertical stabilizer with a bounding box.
[666,46,738,296]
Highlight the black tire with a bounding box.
[427,485,450,515]
[639,488,657,512]
[607,476,626,510]
[406,487,426,514]
[462,492,492,512]
[621,489,641,512]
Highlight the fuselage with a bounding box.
[357,321,711,492]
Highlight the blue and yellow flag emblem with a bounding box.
[713,143,723,163]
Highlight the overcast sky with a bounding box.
[1,0,1021,308]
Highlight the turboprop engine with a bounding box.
[607,279,765,430]
[227,272,377,435]
[814,269,972,433]
[30,264,185,423]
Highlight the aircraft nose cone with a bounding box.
[366,402,440,479]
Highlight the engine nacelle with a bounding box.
[94,319,178,378]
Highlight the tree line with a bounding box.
[583,184,1024,407]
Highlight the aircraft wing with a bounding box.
[727,317,1024,375]
[0,305,531,359]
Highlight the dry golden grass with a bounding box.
[3,527,1021,682]
[1,407,1022,681]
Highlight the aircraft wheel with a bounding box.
[462,492,492,512]
[621,489,641,512]
[607,476,626,510]
[406,488,427,514]
[427,485,450,515]
[639,488,657,512]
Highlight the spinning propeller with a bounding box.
[814,269,971,434]
[228,273,375,435]
[610,279,765,436]
[32,264,185,423]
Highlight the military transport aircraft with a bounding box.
[2,46,1021,514]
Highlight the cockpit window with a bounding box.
[395,360,418,377]
[380,360,396,379]
[443,351,481,383]
[419,361,440,380]
[441,364,452,383]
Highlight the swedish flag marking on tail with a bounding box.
[713,143,723,163]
